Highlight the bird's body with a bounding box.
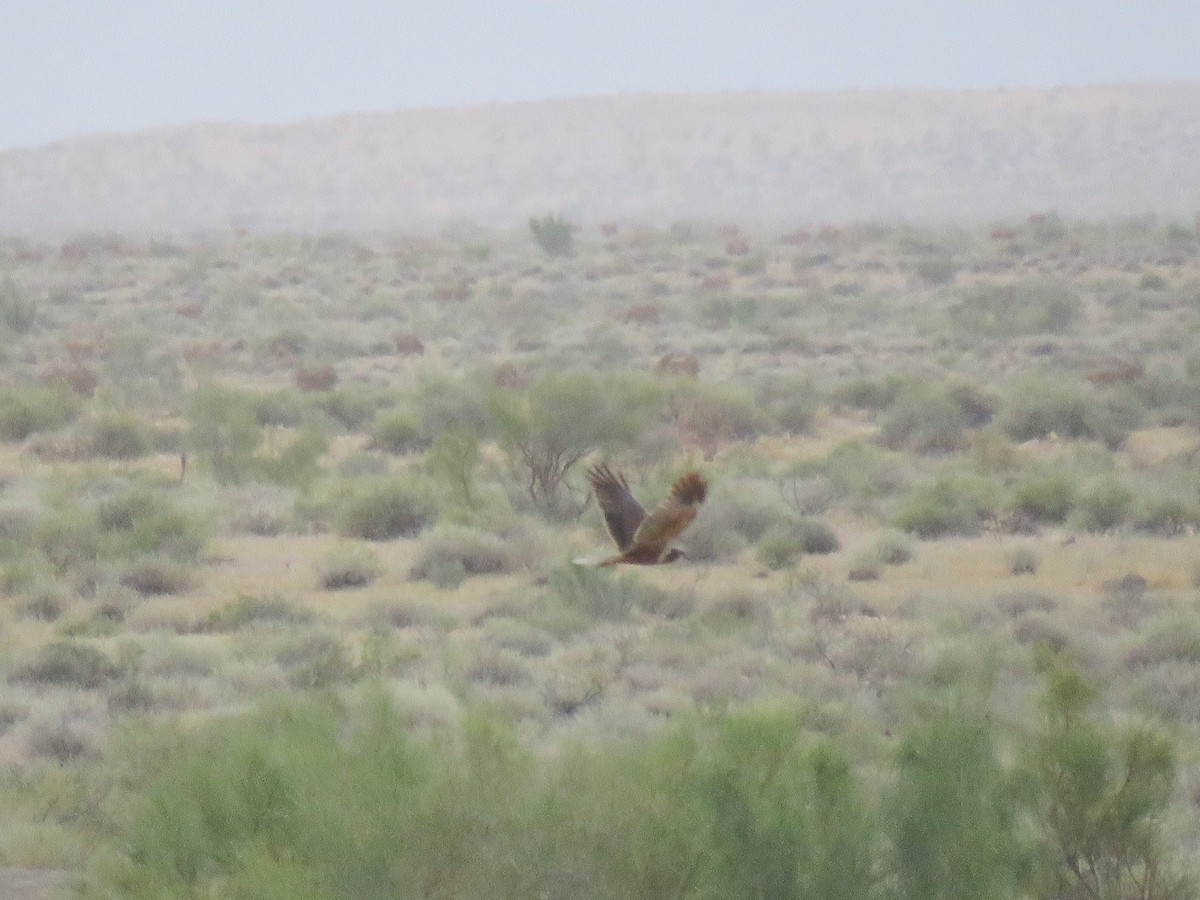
[582,464,707,566]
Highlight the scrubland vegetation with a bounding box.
[1,214,1200,896]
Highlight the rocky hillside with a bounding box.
[2,84,1198,231]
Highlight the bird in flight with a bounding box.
[579,463,707,566]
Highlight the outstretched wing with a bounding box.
[627,472,707,560]
[587,464,646,550]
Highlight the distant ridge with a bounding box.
[2,84,1199,231]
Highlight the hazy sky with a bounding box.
[4,1,1198,151]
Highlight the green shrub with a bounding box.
[15,639,122,689]
[549,565,642,620]
[1010,469,1077,523]
[81,411,155,459]
[201,594,314,632]
[409,525,521,583]
[488,372,653,514]
[529,213,573,257]
[997,378,1141,449]
[952,278,1081,338]
[337,477,436,540]
[756,518,840,569]
[0,383,80,441]
[277,635,357,689]
[1021,659,1194,899]
[893,474,1000,538]
[879,381,995,454]
[0,278,37,332]
[368,409,425,455]
[756,524,804,570]
[699,710,879,900]
[890,710,1028,900]
[187,384,262,483]
[1071,479,1134,532]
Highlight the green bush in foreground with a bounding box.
[82,660,1194,900]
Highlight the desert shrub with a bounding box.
[757,374,818,435]
[893,473,1000,538]
[529,212,573,256]
[0,278,37,332]
[317,545,380,590]
[337,477,435,540]
[1010,546,1040,575]
[80,411,154,459]
[247,388,309,427]
[1010,468,1077,523]
[313,387,381,432]
[15,639,122,689]
[294,362,338,392]
[1021,659,1194,899]
[488,372,654,514]
[187,384,262,483]
[0,382,80,441]
[277,634,357,689]
[698,710,878,900]
[829,373,914,413]
[792,440,909,512]
[756,523,805,570]
[409,525,521,585]
[95,488,208,560]
[549,565,643,620]
[1071,478,1134,532]
[368,409,425,455]
[675,382,764,448]
[952,278,1081,339]
[757,518,840,569]
[889,708,1028,900]
[426,425,481,507]
[879,381,995,453]
[997,377,1141,449]
[683,479,789,561]
[201,594,314,632]
[1131,492,1200,535]
[912,251,958,285]
[119,556,192,596]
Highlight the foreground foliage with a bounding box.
[83,660,1194,900]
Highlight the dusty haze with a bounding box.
[2,84,1198,231]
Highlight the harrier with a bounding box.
[580,464,707,566]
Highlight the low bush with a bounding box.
[409,525,521,584]
[0,383,80,441]
[80,411,155,459]
[1071,478,1134,532]
[997,377,1141,449]
[1010,468,1077,523]
[337,477,436,540]
[317,545,380,590]
[893,473,1000,538]
[951,277,1081,339]
[368,409,426,455]
[118,556,193,596]
[201,594,314,632]
[15,639,122,689]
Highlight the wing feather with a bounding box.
[627,472,707,560]
[587,464,646,550]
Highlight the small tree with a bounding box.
[486,373,651,516]
[186,384,261,484]
[1022,658,1194,900]
[529,213,573,257]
